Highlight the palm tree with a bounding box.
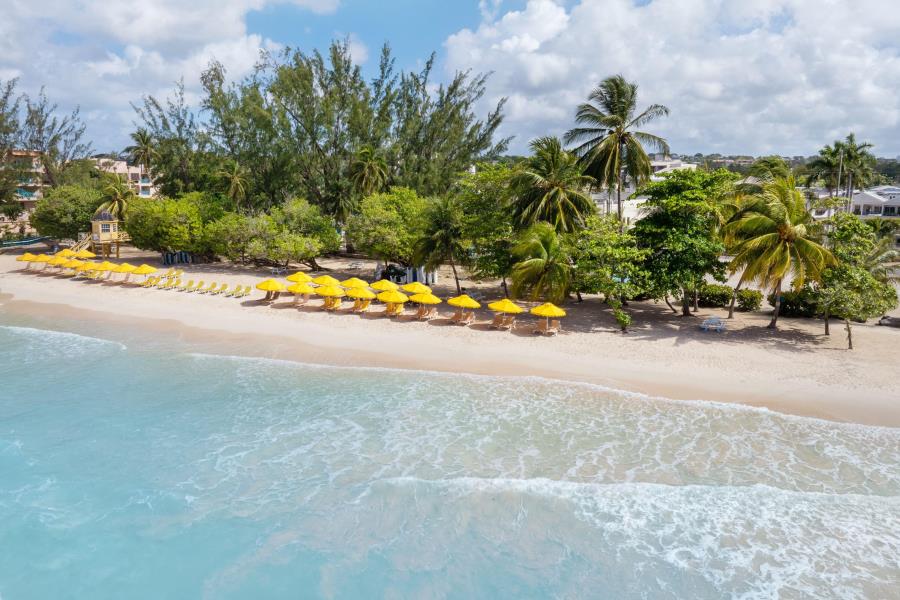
[725,177,835,328]
[97,175,135,220]
[124,128,155,175]
[863,237,899,285]
[414,197,469,294]
[508,137,595,233]
[806,134,875,202]
[349,146,388,198]
[805,141,843,197]
[510,222,572,303]
[217,161,248,210]
[564,75,669,225]
[841,133,875,198]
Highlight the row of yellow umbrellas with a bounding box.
[256,273,567,317]
[17,249,98,264]
[17,252,159,277]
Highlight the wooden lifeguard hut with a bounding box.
[90,210,130,258]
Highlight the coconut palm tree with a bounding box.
[863,237,899,285]
[805,142,843,197]
[510,222,572,303]
[217,161,248,210]
[725,176,835,328]
[508,136,595,233]
[414,197,469,294]
[564,75,669,225]
[841,133,875,198]
[96,175,135,220]
[349,146,388,198]
[124,128,155,174]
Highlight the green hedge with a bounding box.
[767,286,819,318]
[735,289,763,312]
[697,283,733,307]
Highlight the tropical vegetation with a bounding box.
[4,50,896,346]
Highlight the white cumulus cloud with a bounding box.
[0,0,341,151]
[445,0,900,156]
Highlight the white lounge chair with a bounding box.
[700,317,726,333]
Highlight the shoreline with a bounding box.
[2,255,899,427]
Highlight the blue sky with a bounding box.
[246,0,517,76]
[2,1,900,157]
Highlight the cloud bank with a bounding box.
[445,0,900,156]
[0,0,341,152]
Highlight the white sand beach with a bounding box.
[1,251,898,427]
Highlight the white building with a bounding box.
[849,186,900,218]
[591,155,699,225]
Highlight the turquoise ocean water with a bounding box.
[0,310,898,599]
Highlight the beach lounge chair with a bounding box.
[700,317,726,333]
[548,319,560,336]
[190,280,204,293]
[169,278,182,290]
[416,306,437,321]
[491,314,514,331]
[326,298,342,311]
[534,319,561,336]
[177,279,193,291]
[234,286,249,298]
[199,281,217,294]
[141,276,158,288]
[352,299,371,313]
[210,283,228,296]
[451,310,474,326]
[225,285,241,298]
[533,320,549,335]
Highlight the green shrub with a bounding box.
[613,307,631,332]
[767,285,819,318]
[697,283,733,307]
[735,289,763,312]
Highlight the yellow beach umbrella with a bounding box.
[16,252,36,262]
[287,282,316,295]
[75,261,98,272]
[93,261,117,272]
[113,262,137,273]
[531,302,566,318]
[132,264,158,276]
[315,284,346,298]
[447,294,481,309]
[62,259,84,269]
[31,254,53,263]
[55,249,76,258]
[256,279,286,292]
[74,249,96,259]
[286,271,313,283]
[370,279,399,292]
[47,256,70,266]
[401,282,431,294]
[312,274,340,286]
[409,293,441,305]
[376,290,409,304]
[488,298,524,314]
[347,287,376,300]
[340,277,369,289]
